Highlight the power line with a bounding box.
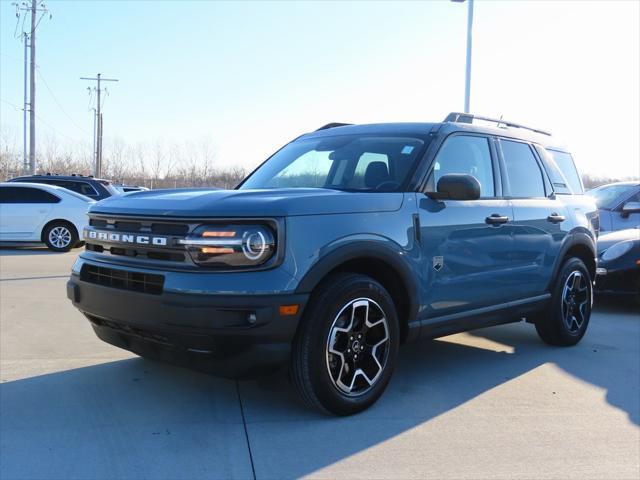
[2,98,82,146]
[34,112,83,144]
[0,98,23,111]
[36,66,90,135]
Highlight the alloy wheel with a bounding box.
[49,226,72,249]
[325,297,390,396]
[561,270,590,334]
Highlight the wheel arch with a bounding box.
[295,242,420,343]
[40,218,78,243]
[548,232,597,290]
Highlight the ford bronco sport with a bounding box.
[67,113,599,415]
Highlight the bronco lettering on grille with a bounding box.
[85,230,168,246]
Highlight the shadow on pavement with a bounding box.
[0,359,253,479]
[1,305,638,479]
[235,307,639,477]
[0,246,58,256]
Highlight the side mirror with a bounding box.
[428,173,481,201]
[621,201,640,217]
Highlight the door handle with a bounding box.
[485,214,509,225]
[547,213,566,223]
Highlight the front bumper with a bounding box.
[595,259,640,296]
[67,265,308,378]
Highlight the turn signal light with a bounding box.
[203,231,236,238]
[279,305,299,316]
[201,247,235,254]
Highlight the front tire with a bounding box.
[43,222,78,252]
[291,273,400,416]
[535,257,592,346]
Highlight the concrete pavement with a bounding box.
[1,248,639,479]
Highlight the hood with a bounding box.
[90,188,404,218]
[597,228,640,254]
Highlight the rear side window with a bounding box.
[500,140,546,198]
[70,181,98,197]
[548,150,583,194]
[430,135,495,197]
[0,187,60,203]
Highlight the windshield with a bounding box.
[586,183,636,209]
[240,135,426,191]
[99,181,121,196]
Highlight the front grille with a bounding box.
[86,243,185,262]
[89,217,189,236]
[81,264,164,295]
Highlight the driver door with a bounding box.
[418,134,517,320]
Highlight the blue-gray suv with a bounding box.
[67,113,599,415]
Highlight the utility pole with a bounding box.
[13,1,50,175]
[22,32,28,174]
[81,73,118,177]
[29,0,36,174]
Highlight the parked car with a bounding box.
[586,181,640,232]
[67,113,598,415]
[595,228,640,298]
[0,182,93,251]
[9,174,120,200]
[112,184,149,194]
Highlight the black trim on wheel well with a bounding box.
[548,233,596,290]
[295,244,419,343]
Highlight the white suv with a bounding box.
[0,182,94,251]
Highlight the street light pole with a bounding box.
[452,0,474,113]
[464,0,474,113]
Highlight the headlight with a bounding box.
[179,224,276,268]
[601,240,634,262]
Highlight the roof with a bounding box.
[1,181,70,191]
[10,174,109,182]
[590,181,640,188]
[301,113,567,150]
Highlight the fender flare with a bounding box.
[295,240,421,325]
[547,231,597,290]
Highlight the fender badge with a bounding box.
[432,256,444,271]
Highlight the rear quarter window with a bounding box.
[548,150,583,194]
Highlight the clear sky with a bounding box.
[1,0,639,178]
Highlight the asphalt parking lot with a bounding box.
[1,249,638,480]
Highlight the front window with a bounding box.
[587,183,637,209]
[240,135,426,191]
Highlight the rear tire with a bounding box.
[291,273,399,416]
[43,221,78,252]
[535,257,592,346]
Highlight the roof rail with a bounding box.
[316,122,352,131]
[444,112,552,137]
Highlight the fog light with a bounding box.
[247,313,257,324]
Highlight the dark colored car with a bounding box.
[113,185,150,194]
[586,181,640,232]
[9,174,120,200]
[595,228,640,297]
[67,113,599,415]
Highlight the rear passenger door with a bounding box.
[498,139,568,298]
[419,134,517,319]
[0,187,58,239]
